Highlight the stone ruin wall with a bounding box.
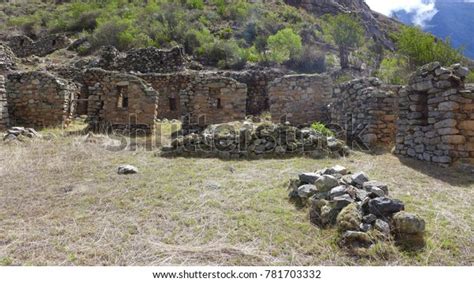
[140,72,247,130]
[5,71,77,128]
[331,78,400,146]
[219,69,285,115]
[95,46,188,73]
[0,43,17,76]
[0,75,8,130]
[82,68,158,134]
[7,34,70,58]
[139,72,193,121]
[395,62,474,166]
[268,74,333,125]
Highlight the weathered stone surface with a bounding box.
[299,173,320,184]
[393,212,426,234]
[374,219,391,234]
[7,34,70,57]
[395,62,474,167]
[329,185,349,198]
[315,175,340,192]
[363,181,389,195]
[297,184,318,198]
[117,165,138,175]
[351,172,369,187]
[368,197,405,217]
[269,74,332,125]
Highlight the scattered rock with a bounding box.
[368,197,405,218]
[314,175,339,192]
[297,184,318,198]
[393,212,425,234]
[362,214,377,224]
[363,180,389,195]
[351,172,369,187]
[117,165,139,175]
[340,231,372,248]
[374,219,391,235]
[299,173,320,184]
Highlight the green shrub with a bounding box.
[396,26,464,68]
[267,28,302,64]
[287,46,326,73]
[467,71,474,83]
[311,122,335,137]
[378,56,409,85]
[186,0,204,10]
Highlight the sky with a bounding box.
[364,0,438,27]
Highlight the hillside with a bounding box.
[392,0,474,58]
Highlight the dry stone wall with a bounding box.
[0,43,17,75]
[331,78,399,146]
[140,72,247,130]
[219,69,285,115]
[0,75,8,130]
[82,68,158,134]
[95,46,188,73]
[5,71,77,128]
[7,34,70,57]
[268,74,332,125]
[395,62,474,166]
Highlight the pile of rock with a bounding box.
[3,127,41,142]
[289,165,426,252]
[162,121,350,159]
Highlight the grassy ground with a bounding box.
[0,128,472,266]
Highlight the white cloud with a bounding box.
[365,0,438,27]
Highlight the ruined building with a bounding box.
[5,71,77,128]
[395,62,474,166]
[331,78,400,146]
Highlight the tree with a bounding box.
[329,14,364,69]
[267,28,303,64]
[396,26,464,68]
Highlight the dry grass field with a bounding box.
[0,126,473,266]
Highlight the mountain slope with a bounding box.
[392,1,474,58]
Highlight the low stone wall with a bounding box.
[0,75,8,130]
[395,62,474,166]
[140,72,247,130]
[162,121,350,159]
[139,72,193,120]
[219,69,285,115]
[82,68,158,134]
[0,43,17,75]
[331,78,399,146]
[5,71,77,128]
[95,46,188,73]
[7,34,70,57]
[268,74,332,125]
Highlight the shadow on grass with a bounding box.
[397,156,474,187]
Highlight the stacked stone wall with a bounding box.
[331,78,399,146]
[140,72,247,129]
[5,71,77,128]
[268,74,332,125]
[82,68,159,134]
[7,34,70,58]
[0,75,8,130]
[395,62,474,166]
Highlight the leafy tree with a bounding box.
[396,26,464,68]
[328,14,364,69]
[267,28,302,64]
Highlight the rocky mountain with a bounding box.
[392,0,474,58]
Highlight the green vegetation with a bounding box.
[266,28,302,64]
[377,56,409,85]
[326,14,364,69]
[311,122,334,137]
[396,26,464,68]
[466,71,474,83]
